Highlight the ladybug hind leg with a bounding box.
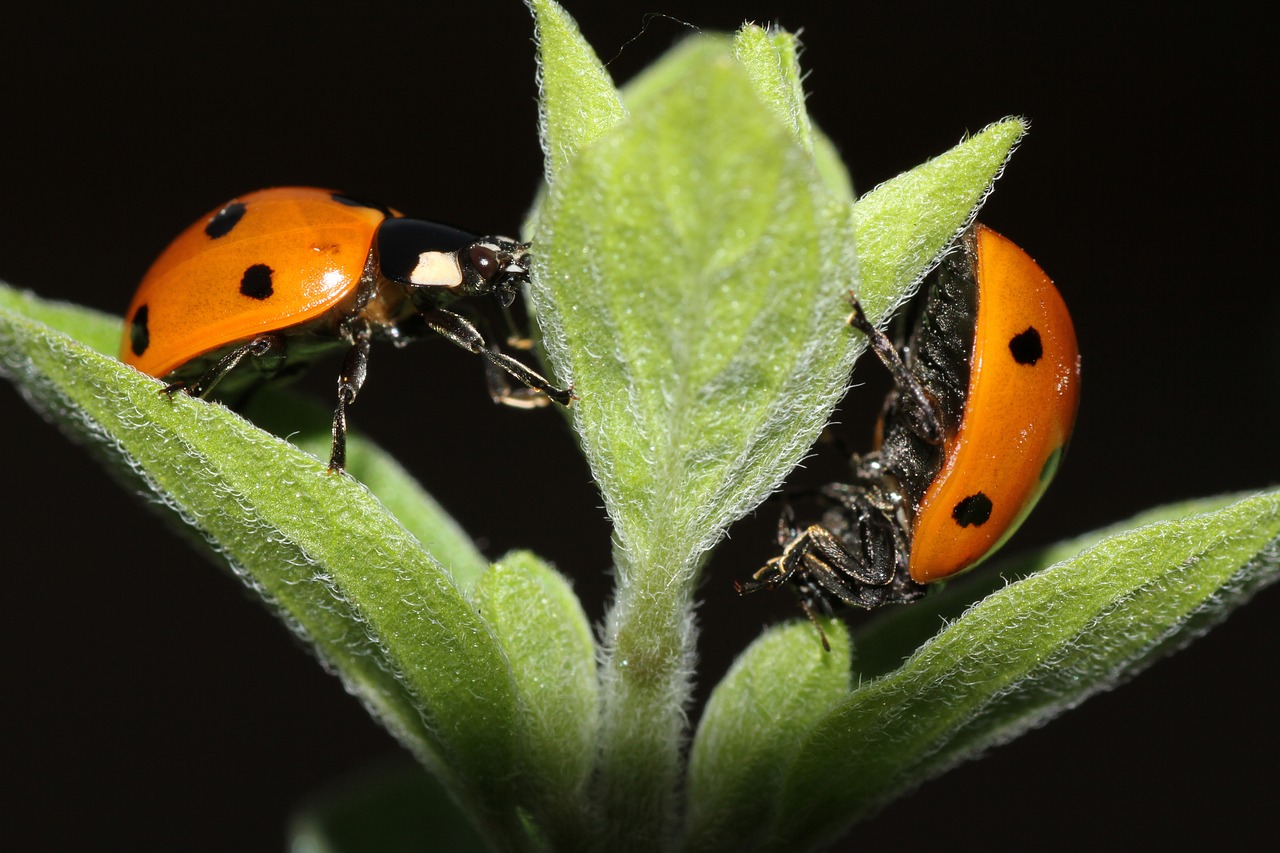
[736,518,893,652]
[166,333,285,399]
[800,522,895,588]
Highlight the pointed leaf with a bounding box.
[685,620,850,851]
[530,42,859,842]
[851,117,1027,322]
[529,0,626,183]
[474,551,599,845]
[533,44,857,583]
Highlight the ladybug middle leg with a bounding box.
[328,328,373,472]
[735,504,807,595]
[737,501,904,646]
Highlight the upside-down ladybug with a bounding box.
[120,187,573,471]
[737,223,1080,647]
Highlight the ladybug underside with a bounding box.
[159,319,355,400]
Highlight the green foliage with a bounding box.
[3,3,1276,850]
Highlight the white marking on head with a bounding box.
[409,251,464,288]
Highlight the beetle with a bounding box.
[120,187,572,470]
[737,224,1080,647]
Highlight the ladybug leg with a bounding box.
[328,331,372,472]
[800,550,892,609]
[847,295,943,445]
[801,522,896,588]
[168,334,284,398]
[737,523,873,652]
[738,513,902,650]
[421,307,576,407]
[740,504,896,594]
[798,593,834,651]
[498,303,536,351]
[736,505,813,594]
[776,503,802,546]
[482,354,558,410]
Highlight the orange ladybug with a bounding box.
[120,187,572,470]
[737,224,1080,645]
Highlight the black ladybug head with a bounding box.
[460,237,531,307]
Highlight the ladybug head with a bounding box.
[460,237,531,308]
[378,220,530,308]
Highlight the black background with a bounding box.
[4,2,1277,850]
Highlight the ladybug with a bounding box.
[737,223,1080,647]
[120,187,573,471]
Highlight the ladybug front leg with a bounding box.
[328,330,372,472]
[800,522,896,589]
[847,296,943,445]
[420,307,576,407]
[498,302,536,351]
[735,526,841,649]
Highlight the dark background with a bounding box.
[4,1,1276,849]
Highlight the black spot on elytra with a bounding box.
[205,202,247,239]
[129,304,150,356]
[1009,327,1043,365]
[953,492,993,527]
[240,264,274,299]
[331,193,393,218]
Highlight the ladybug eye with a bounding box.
[469,245,500,281]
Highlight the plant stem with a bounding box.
[596,546,698,849]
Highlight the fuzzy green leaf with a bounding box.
[684,619,850,851]
[529,0,626,183]
[0,285,529,844]
[759,490,1280,850]
[0,285,490,587]
[850,492,1266,680]
[241,392,490,589]
[527,5,1027,838]
[474,551,600,845]
[534,47,856,581]
[731,25,854,203]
